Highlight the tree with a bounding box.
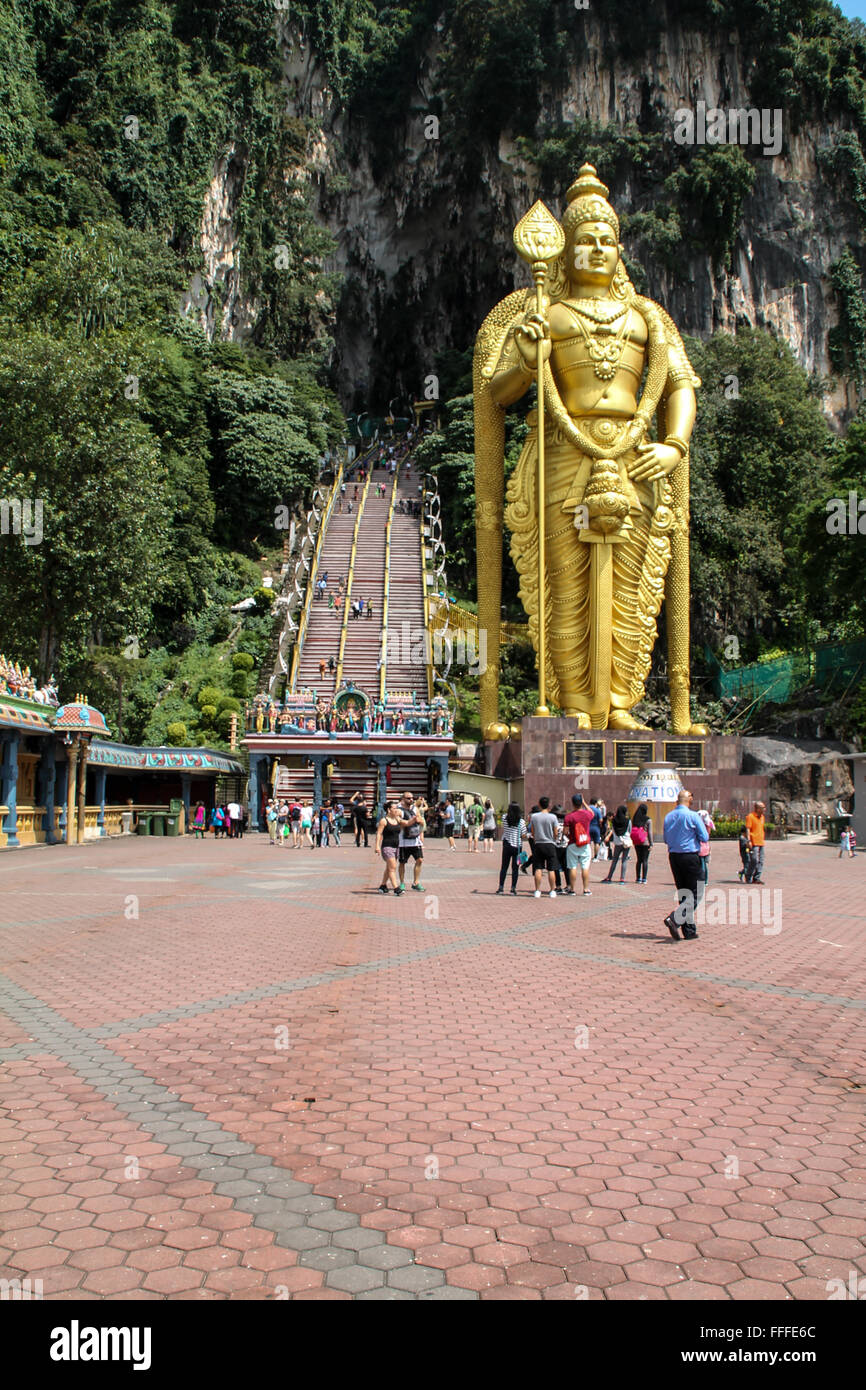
[0,330,171,678]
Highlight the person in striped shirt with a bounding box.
[497,802,528,895]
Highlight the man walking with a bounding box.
[396,791,425,894]
[530,796,560,899]
[744,801,766,884]
[662,790,708,940]
[564,793,594,896]
[227,799,242,839]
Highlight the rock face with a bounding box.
[198,12,864,420]
[742,736,856,822]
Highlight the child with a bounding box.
[839,827,853,859]
[738,824,750,880]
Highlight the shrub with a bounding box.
[216,708,237,735]
[165,721,188,746]
[198,704,217,724]
[217,695,240,714]
[231,652,255,672]
[231,670,249,698]
[197,684,222,709]
[253,586,275,613]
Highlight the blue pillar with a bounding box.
[373,757,389,818]
[38,741,58,844]
[429,755,449,798]
[1,732,20,848]
[180,773,192,834]
[95,769,107,834]
[248,756,262,831]
[55,751,68,844]
[310,756,323,807]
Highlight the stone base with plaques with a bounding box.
[484,718,769,820]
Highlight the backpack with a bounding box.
[631,824,648,846]
[572,818,590,847]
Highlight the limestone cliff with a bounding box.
[199,7,865,422]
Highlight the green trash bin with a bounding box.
[165,813,179,837]
[151,812,166,836]
[136,813,152,836]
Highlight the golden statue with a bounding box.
[474,164,707,736]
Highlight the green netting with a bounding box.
[814,639,866,694]
[708,638,866,705]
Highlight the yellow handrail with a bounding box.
[379,461,403,701]
[289,460,344,692]
[334,468,375,688]
[429,596,529,645]
[420,505,433,704]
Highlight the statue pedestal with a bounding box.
[484,718,769,819]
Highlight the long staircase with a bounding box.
[384,464,429,701]
[270,446,437,808]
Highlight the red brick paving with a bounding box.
[1,833,865,1299]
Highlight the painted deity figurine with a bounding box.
[474,165,707,735]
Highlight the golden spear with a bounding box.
[513,201,565,717]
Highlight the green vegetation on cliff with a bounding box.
[0,0,344,745]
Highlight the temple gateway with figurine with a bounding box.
[0,657,243,847]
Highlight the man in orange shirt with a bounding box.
[745,801,766,884]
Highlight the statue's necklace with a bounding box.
[569,304,632,381]
[567,298,629,327]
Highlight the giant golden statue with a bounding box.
[475,164,707,736]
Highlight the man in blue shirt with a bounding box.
[663,791,709,941]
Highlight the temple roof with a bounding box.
[54,701,110,736]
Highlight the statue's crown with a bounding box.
[563,163,619,237]
[566,164,610,204]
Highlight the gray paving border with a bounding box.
[0,974,475,1300]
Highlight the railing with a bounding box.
[288,460,344,692]
[334,468,375,688]
[420,512,434,704]
[379,460,403,701]
[265,489,326,698]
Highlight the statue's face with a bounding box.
[568,220,620,289]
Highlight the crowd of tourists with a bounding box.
[464,791,768,943]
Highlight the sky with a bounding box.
[837,0,866,19]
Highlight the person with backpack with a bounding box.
[289,799,302,847]
[631,803,653,884]
[603,804,633,883]
[466,796,484,852]
[496,802,527,894]
[564,794,594,896]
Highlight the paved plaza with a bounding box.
[1,834,864,1302]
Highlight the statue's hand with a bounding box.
[514,313,552,369]
[630,442,681,482]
